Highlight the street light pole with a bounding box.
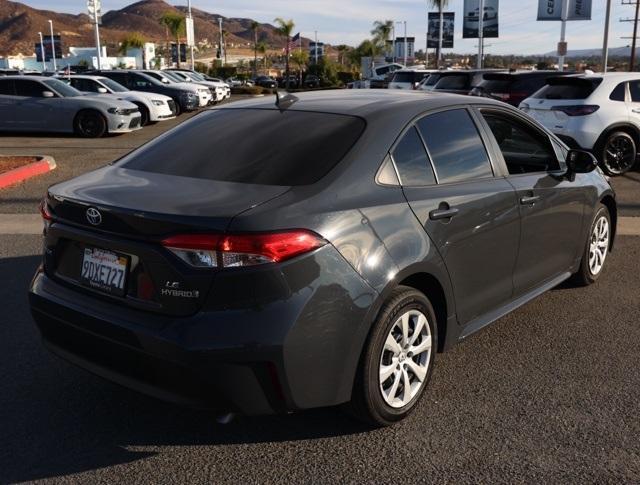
[392,24,396,63]
[38,32,46,72]
[187,0,195,69]
[403,21,408,66]
[558,0,570,72]
[218,17,224,66]
[92,5,102,69]
[48,20,57,72]
[315,30,318,64]
[477,0,484,69]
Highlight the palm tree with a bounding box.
[274,17,295,88]
[428,0,449,68]
[160,12,186,68]
[256,41,268,72]
[290,49,309,87]
[335,44,349,66]
[251,20,260,77]
[371,20,393,55]
[118,32,145,55]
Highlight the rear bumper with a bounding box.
[28,245,378,415]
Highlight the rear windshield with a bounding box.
[120,109,366,186]
[392,72,428,84]
[478,78,511,92]
[424,74,441,87]
[434,74,469,90]
[533,78,602,100]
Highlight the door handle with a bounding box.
[429,207,459,220]
[632,108,640,114]
[520,195,540,205]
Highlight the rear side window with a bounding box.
[392,72,428,84]
[391,127,436,186]
[417,109,493,184]
[14,80,46,97]
[434,75,469,90]
[479,78,512,93]
[533,78,602,100]
[120,109,366,186]
[611,82,627,102]
[0,79,13,95]
[425,74,441,87]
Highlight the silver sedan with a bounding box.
[0,76,142,137]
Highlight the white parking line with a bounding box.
[1,214,640,236]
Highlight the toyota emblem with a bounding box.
[86,207,102,226]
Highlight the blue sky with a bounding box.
[26,0,634,55]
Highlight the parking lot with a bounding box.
[1,112,640,483]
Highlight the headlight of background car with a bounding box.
[107,107,132,115]
[151,100,165,106]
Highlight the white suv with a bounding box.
[520,73,640,175]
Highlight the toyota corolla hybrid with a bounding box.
[29,91,616,426]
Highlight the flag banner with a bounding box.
[186,17,194,47]
[35,35,63,62]
[171,43,187,63]
[291,32,300,42]
[427,12,455,48]
[463,0,499,39]
[537,0,592,21]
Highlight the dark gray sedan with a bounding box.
[29,90,615,426]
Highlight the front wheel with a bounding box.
[73,110,107,138]
[571,204,611,286]
[600,131,637,176]
[348,286,437,427]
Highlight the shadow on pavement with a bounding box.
[0,254,370,483]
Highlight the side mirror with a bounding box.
[97,87,108,94]
[566,149,598,174]
[42,91,55,98]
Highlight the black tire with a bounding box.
[348,286,437,427]
[134,103,150,126]
[599,131,637,176]
[73,110,107,138]
[571,204,611,286]
[172,99,182,116]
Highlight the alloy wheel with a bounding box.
[379,309,432,409]
[603,134,636,175]
[589,215,609,276]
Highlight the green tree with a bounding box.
[251,20,260,77]
[371,20,393,57]
[335,44,349,66]
[274,17,295,88]
[290,49,309,87]
[160,11,186,68]
[118,32,145,55]
[256,41,268,73]
[428,0,449,68]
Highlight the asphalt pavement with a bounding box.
[1,109,639,483]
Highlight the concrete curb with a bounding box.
[0,156,56,190]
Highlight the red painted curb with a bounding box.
[0,157,56,189]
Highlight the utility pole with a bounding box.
[315,30,318,64]
[621,0,640,71]
[48,20,57,72]
[38,32,46,72]
[603,0,613,72]
[477,0,484,69]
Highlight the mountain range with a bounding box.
[0,0,310,57]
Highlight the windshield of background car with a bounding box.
[424,74,441,87]
[120,109,366,186]
[532,78,603,100]
[42,78,82,97]
[165,71,189,82]
[99,78,128,92]
[393,72,427,83]
[434,74,469,90]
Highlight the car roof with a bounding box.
[0,75,48,81]
[220,89,505,119]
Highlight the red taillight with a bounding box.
[39,198,53,221]
[551,105,600,116]
[161,230,326,268]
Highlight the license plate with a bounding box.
[80,247,129,296]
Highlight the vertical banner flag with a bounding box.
[463,0,499,39]
[427,12,455,48]
[171,43,187,63]
[186,17,195,47]
[537,0,592,21]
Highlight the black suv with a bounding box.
[253,75,277,89]
[88,70,198,115]
[431,69,507,95]
[470,71,577,107]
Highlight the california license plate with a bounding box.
[80,247,129,296]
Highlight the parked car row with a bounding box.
[389,68,640,175]
[0,69,232,138]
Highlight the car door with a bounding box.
[12,79,55,130]
[393,107,520,325]
[0,79,17,130]
[476,107,587,296]
[625,80,640,129]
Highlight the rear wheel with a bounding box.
[600,131,637,176]
[349,286,437,427]
[571,204,611,286]
[73,110,107,138]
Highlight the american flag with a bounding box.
[285,32,301,52]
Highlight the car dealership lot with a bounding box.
[1,108,640,483]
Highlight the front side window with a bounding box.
[482,112,560,174]
[14,80,48,97]
[391,127,436,186]
[417,109,493,183]
[42,79,81,97]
